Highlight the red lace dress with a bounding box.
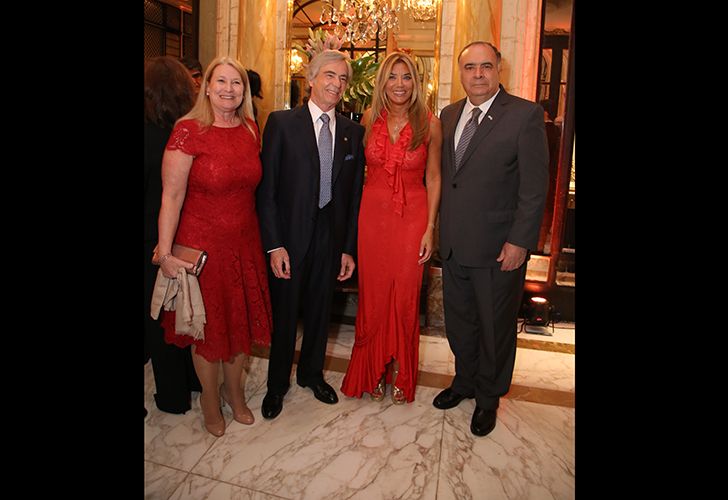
[341,111,431,402]
[162,119,272,362]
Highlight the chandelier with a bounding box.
[320,1,438,46]
[320,0,400,45]
[402,0,437,22]
[290,49,304,74]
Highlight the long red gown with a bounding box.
[341,111,431,402]
[162,119,272,362]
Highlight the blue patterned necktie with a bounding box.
[455,107,482,171]
[318,113,333,208]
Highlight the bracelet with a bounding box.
[159,254,172,264]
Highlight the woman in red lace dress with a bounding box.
[341,52,442,403]
[158,56,272,436]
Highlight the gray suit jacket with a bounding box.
[439,87,549,267]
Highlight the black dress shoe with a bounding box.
[470,407,497,436]
[261,393,284,420]
[298,380,339,404]
[432,387,473,409]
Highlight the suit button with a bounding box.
[452,183,457,188]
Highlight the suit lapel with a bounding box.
[332,115,350,186]
[455,88,510,176]
[295,105,320,172]
[445,100,467,179]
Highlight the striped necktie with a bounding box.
[318,113,332,208]
[455,107,482,171]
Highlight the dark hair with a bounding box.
[457,41,502,64]
[179,56,203,73]
[246,69,262,98]
[144,56,196,129]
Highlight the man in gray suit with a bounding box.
[433,41,549,437]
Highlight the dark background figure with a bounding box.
[144,56,201,415]
[246,69,262,128]
[434,41,549,437]
[180,56,203,96]
[257,50,366,421]
[537,99,562,253]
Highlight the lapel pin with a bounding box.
[487,115,493,120]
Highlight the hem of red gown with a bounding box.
[341,353,416,402]
[164,333,269,363]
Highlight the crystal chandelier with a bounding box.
[290,49,304,74]
[402,0,437,22]
[320,0,401,45]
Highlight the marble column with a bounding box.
[436,0,456,114]
[216,0,239,58]
[499,0,542,99]
[449,0,502,105]
[237,0,290,133]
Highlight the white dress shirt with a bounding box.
[454,88,500,150]
[308,100,337,146]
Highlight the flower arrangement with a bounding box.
[292,28,343,63]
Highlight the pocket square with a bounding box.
[344,153,354,161]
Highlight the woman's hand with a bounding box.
[418,227,434,265]
[160,254,194,278]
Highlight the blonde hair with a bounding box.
[366,52,429,150]
[179,56,256,138]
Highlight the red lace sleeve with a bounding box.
[166,119,200,156]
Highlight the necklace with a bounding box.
[389,116,407,133]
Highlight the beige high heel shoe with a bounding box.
[391,368,406,405]
[199,392,225,437]
[371,374,386,402]
[220,384,255,425]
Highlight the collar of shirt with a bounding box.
[308,100,336,138]
[463,87,500,125]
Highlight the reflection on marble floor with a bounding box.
[145,322,575,499]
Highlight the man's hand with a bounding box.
[338,253,356,281]
[496,242,527,271]
[270,248,291,279]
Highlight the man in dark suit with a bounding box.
[433,41,549,436]
[257,50,366,420]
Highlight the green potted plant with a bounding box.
[341,53,379,118]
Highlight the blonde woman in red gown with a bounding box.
[341,52,442,403]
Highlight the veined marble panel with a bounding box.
[191,371,444,499]
[438,398,575,500]
[418,334,456,376]
[144,356,270,470]
[512,348,574,393]
[168,473,280,499]
[145,461,189,500]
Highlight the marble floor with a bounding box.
[145,321,575,499]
